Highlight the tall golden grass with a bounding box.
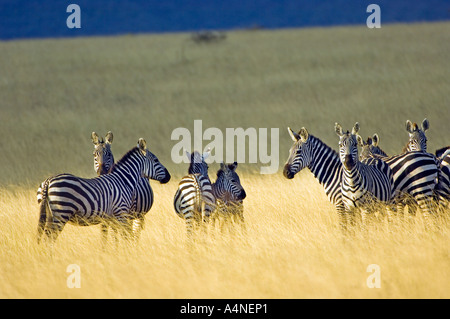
[0,22,449,298]
[1,173,449,298]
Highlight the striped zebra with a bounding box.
[36,138,171,243]
[435,146,450,206]
[402,118,429,153]
[92,131,115,175]
[358,133,440,229]
[91,132,159,239]
[173,150,216,235]
[335,123,394,227]
[211,162,247,232]
[283,127,347,231]
[358,134,387,161]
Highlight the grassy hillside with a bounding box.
[0,22,449,185]
[0,23,449,299]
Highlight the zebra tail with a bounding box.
[438,149,450,164]
[37,179,52,244]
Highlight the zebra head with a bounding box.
[215,162,246,203]
[359,134,387,161]
[335,122,360,170]
[91,131,114,176]
[283,127,312,179]
[404,118,429,152]
[186,149,211,178]
[137,138,171,184]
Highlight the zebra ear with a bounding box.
[220,162,226,170]
[335,123,343,137]
[229,162,238,171]
[352,122,360,135]
[422,118,429,132]
[287,127,300,142]
[406,120,413,133]
[299,128,309,142]
[356,134,364,147]
[105,131,113,144]
[92,132,100,145]
[203,147,211,160]
[137,138,147,154]
[372,134,379,146]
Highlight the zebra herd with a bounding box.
[36,133,246,244]
[36,118,449,244]
[284,118,449,232]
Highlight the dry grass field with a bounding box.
[0,22,449,298]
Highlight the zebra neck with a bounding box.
[342,163,363,187]
[307,136,342,189]
[110,148,143,189]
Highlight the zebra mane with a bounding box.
[309,134,339,157]
[110,147,140,173]
[436,146,450,159]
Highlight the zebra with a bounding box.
[335,122,394,228]
[358,133,440,229]
[173,150,216,235]
[283,127,348,231]
[358,134,387,161]
[435,146,450,208]
[211,162,247,233]
[36,138,171,243]
[402,118,429,153]
[91,132,158,240]
[92,131,115,175]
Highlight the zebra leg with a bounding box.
[37,200,48,244]
[101,222,109,249]
[360,208,369,235]
[417,195,437,232]
[384,205,396,232]
[238,210,247,235]
[45,214,67,243]
[185,214,194,238]
[335,205,348,234]
[132,215,145,242]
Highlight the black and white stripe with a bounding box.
[359,136,440,228]
[91,132,160,238]
[92,131,115,175]
[435,146,450,204]
[283,127,347,230]
[211,162,246,230]
[36,139,170,243]
[402,118,429,153]
[173,150,216,235]
[335,123,394,224]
